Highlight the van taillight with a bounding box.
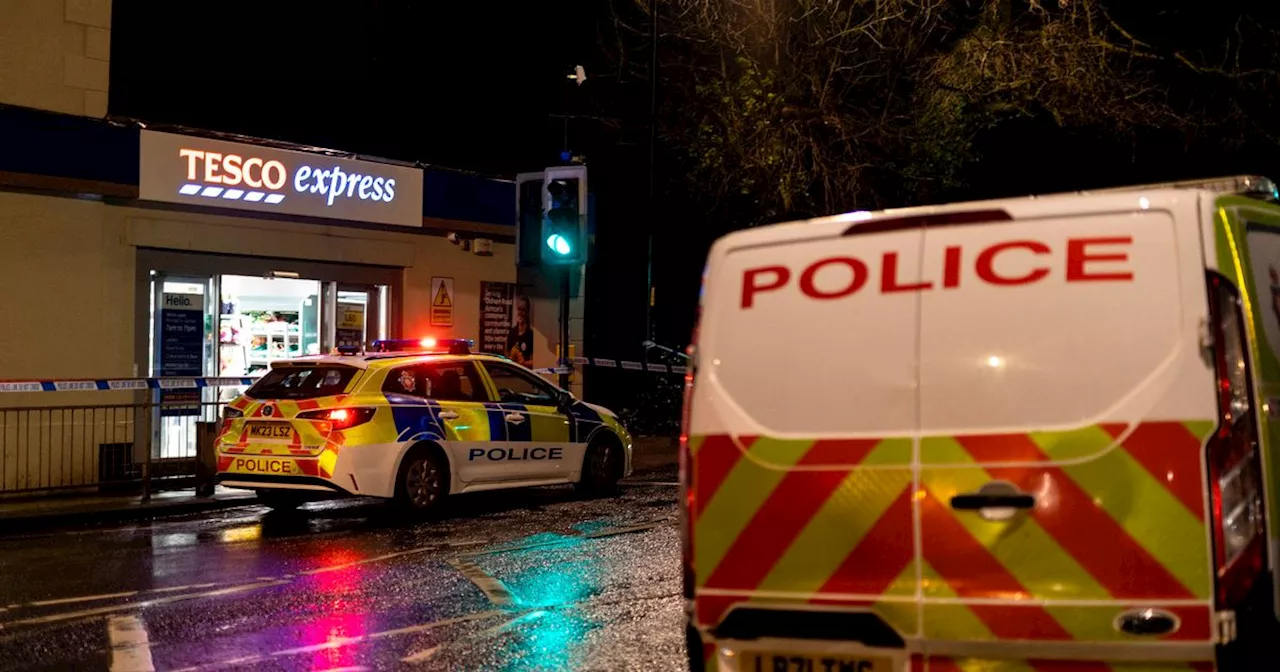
[1206,273,1267,607]
[680,309,700,600]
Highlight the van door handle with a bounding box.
[504,413,526,425]
[437,410,460,421]
[950,493,1036,510]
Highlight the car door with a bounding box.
[479,361,577,481]
[382,361,503,484]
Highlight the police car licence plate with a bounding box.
[738,651,893,672]
[247,423,293,439]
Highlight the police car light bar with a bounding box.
[1082,175,1279,201]
[369,338,474,355]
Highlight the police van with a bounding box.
[681,176,1280,670]
[216,338,632,512]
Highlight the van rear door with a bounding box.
[915,199,1218,663]
[690,214,925,642]
[692,195,1219,666]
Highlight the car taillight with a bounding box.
[1205,273,1267,608]
[680,307,701,600]
[297,407,376,430]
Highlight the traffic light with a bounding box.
[515,166,587,267]
[515,173,544,267]
[540,166,587,266]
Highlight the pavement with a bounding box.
[0,438,684,671]
[0,437,679,531]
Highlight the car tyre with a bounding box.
[576,436,623,497]
[395,445,448,515]
[255,489,305,511]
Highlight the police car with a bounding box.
[215,338,632,512]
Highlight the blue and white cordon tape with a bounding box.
[0,377,258,393]
[0,358,685,393]
[532,357,687,376]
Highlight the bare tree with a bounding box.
[609,0,1280,226]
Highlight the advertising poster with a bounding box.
[160,292,204,417]
[479,282,534,367]
[336,302,365,349]
[480,282,515,357]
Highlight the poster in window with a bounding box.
[480,282,534,366]
[336,302,365,349]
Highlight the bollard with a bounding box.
[194,421,218,497]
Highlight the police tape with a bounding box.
[0,377,256,393]
[0,357,687,393]
[531,357,688,376]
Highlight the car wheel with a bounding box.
[577,437,622,497]
[395,446,448,514]
[255,489,304,511]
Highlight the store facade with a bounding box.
[0,106,579,475]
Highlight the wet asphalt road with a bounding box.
[0,452,684,671]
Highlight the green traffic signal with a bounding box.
[546,232,572,256]
[535,176,585,265]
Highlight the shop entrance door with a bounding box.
[328,283,387,350]
[149,273,217,460]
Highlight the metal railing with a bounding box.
[0,400,227,497]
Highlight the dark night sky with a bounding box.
[109,1,593,175]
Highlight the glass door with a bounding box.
[150,273,217,460]
[327,283,389,351]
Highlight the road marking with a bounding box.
[446,558,515,606]
[5,542,463,618]
[32,591,138,607]
[107,615,155,672]
[7,582,222,613]
[0,580,289,629]
[400,646,439,664]
[401,610,546,664]
[171,610,504,671]
[297,543,446,576]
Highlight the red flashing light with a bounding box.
[420,337,438,349]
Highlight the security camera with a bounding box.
[447,232,461,245]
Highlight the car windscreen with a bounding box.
[246,366,358,399]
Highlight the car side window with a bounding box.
[422,362,488,402]
[482,363,560,406]
[382,366,425,397]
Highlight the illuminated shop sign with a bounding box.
[139,130,424,227]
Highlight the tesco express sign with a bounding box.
[139,130,424,227]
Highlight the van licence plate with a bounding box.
[738,651,893,672]
[247,423,293,439]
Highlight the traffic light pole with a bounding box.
[558,265,572,390]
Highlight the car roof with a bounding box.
[269,352,512,371]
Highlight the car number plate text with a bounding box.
[228,457,294,474]
[248,423,293,439]
[740,652,893,672]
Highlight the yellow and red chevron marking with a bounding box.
[690,421,1216,646]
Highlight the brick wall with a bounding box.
[0,0,112,118]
